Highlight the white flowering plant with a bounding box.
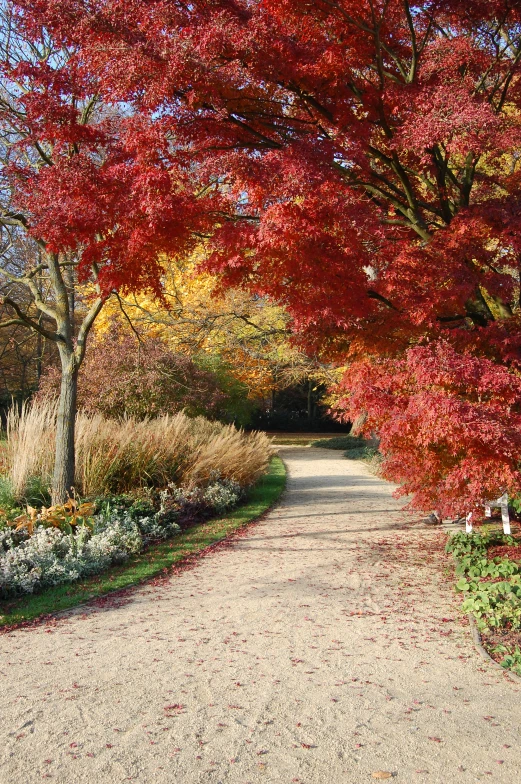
[0,476,246,598]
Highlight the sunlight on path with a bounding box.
[1,448,519,784]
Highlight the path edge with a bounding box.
[468,613,521,685]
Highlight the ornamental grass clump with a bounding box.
[75,412,195,496]
[5,401,57,500]
[183,426,272,487]
[3,400,272,501]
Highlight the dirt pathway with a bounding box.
[1,448,520,784]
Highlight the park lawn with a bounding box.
[0,455,286,629]
[268,432,346,446]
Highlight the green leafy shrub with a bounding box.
[448,531,521,632]
[446,530,513,560]
[343,445,379,461]
[460,578,521,630]
[498,645,521,676]
[311,434,380,464]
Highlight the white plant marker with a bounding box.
[465,512,473,534]
[483,493,511,535]
[499,494,511,535]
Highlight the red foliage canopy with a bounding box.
[12,0,521,512]
[2,4,224,297]
[336,342,521,516]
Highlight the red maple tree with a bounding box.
[0,2,220,501]
[13,1,521,513]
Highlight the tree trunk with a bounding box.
[52,349,78,504]
[307,378,313,421]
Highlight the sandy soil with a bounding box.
[1,448,520,784]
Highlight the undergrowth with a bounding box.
[0,456,286,628]
[447,528,521,675]
[311,434,368,450]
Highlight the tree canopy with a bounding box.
[7,0,521,512]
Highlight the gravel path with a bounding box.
[1,448,520,784]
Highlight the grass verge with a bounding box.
[268,432,347,446]
[0,456,286,629]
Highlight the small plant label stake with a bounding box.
[465,512,473,534]
[484,493,511,535]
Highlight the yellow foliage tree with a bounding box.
[94,252,335,402]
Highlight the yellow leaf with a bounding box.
[12,515,34,535]
[45,515,64,528]
[63,499,77,514]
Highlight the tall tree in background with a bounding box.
[0,2,218,501]
[14,1,521,512]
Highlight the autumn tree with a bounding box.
[0,2,219,501]
[97,253,331,406]
[37,325,234,421]
[0,234,56,410]
[18,1,521,511]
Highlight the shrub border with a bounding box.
[0,455,286,630]
[446,528,521,683]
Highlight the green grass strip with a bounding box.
[310,435,367,450]
[0,456,286,628]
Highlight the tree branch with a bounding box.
[367,289,400,310]
[0,296,63,342]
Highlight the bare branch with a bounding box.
[0,296,63,342]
